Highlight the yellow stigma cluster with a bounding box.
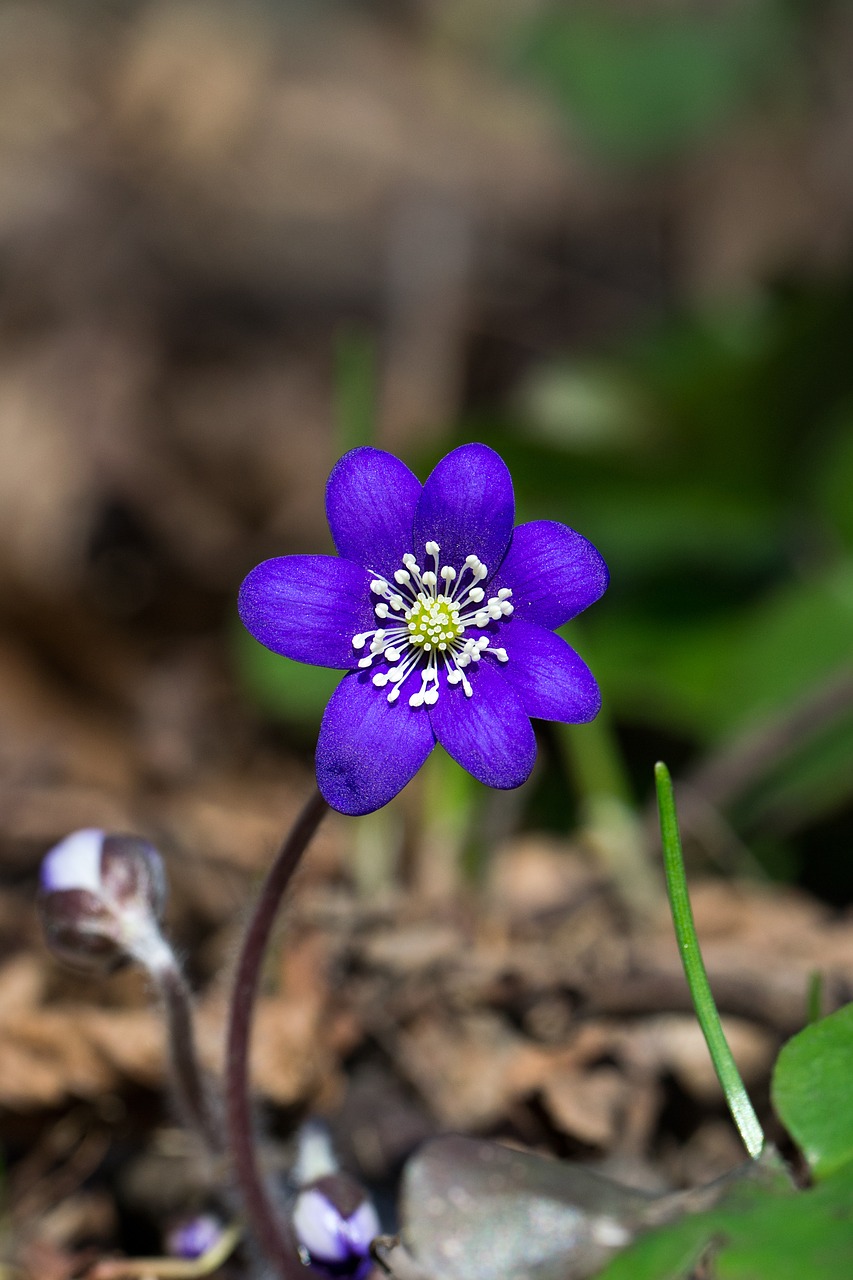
[406,595,464,651]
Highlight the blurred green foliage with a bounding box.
[510,0,799,163]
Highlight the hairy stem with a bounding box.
[655,761,765,1160]
[154,959,222,1155]
[225,788,329,1279]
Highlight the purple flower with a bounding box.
[239,444,607,816]
[166,1214,224,1260]
[292,1175,380,1278]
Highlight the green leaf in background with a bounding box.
[598,1162,853,1280]
[233,625,339,730]
[772,1002,853,1180]
[512,1,796,163]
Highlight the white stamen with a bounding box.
[353,551,514,706]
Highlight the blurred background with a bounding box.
[2,0,853,1272]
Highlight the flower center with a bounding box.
[407,595,463,648]
[351,541,511,707]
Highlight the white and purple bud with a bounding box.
[38,828,170,975]
[166,1213,224,1260]
[293,1173,380,1278]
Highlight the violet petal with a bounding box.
[316,672,435,815]
[429,661,535,789]
[413,444,514,576]
[238,555,375,669]
[491,520,608,629]
[326,447,422,580]
[490,618,601,723]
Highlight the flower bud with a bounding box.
[292,1173,380,1278]
[38,828,169,975]
[166,1213,224,1260]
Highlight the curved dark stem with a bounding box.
[156,961,222,1154]
[225,788,329,1279]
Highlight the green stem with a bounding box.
[654,761,765,1160]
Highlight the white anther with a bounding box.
[363,546,512,709]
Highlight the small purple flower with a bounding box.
[292,1174,380,1278]
[239,444,607,816]
[166,1214,224,1260]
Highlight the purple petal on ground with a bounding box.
[316,672,435,815]
[238,556,376,669]
[489,618,601,723]
[326,448,422,579]
[412,443,514,576]
[429,660,535,789]
[490,520,608,628]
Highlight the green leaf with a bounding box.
[598,1163,853,1280]
[772,1003,853,1179]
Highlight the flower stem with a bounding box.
[225,788,329,1279]
[152,958,222,1156]
[654,761,765,1161]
